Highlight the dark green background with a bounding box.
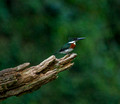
[0,0,120,104]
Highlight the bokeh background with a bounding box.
[0,0,120,104]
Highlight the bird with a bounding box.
[55,37,85,54]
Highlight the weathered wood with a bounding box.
[0,53,77,101]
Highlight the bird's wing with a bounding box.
[59,43,71,52]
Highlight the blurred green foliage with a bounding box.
[0,0,120,104]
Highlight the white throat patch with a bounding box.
[69,41,76,44]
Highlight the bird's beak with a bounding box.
[77,37,85,40]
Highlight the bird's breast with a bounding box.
[70,43,76,49]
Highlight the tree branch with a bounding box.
[0,53,77,101]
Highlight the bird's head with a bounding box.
[68,37,85,44]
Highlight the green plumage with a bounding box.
[59,43,71,52]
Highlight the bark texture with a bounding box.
[0,53,77,101]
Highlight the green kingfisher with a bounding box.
[56,37,85,54]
